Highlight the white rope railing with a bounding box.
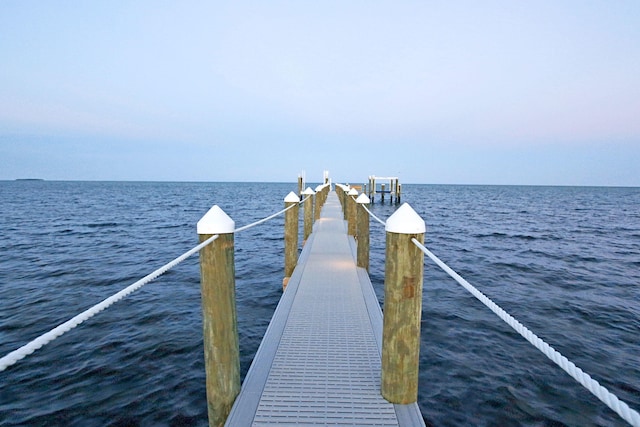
[342,192,384,226]
[234,198,303,233]
[1,194,309,372]
[360,202,386,226]
[411,238,640,427]
[0,234,219,372]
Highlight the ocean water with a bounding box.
[0,181,638,426]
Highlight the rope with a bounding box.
[234,193,309,234]
[0,234,219,372]
[234,201,299,233]
[361,204,386,226]
[2,194,308,369]
[411,238,640,427]
[1,192,309,369]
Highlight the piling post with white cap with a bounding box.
[342,185,350,220]
[283,191,300,290]
[347,187,358,236]
[297,175,303,197]
[314,184,324,221]
[381,203,426,404]
[302,187,315,243]
[197,206,239,427]
[356,193,370,271]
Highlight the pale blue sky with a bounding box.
[1,1,639,185]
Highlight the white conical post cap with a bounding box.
[284,191,300,203]
[315,184,324,192]
[302,186,315,195]
[348,188,358,196]
[356,193,370,204]
[197,205,235,234]
[385,203,426,234]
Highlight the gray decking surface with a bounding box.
[225,191,424,426]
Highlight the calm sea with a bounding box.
[0,181,638,426]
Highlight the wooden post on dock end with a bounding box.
[381,203,426,404]
[302,187,315,244]
[283,191,300,290]
[297,175,303,197]
[197,206,240,427]
[347,188,358,236]
[356,193,370,271]
[371,177,376,203]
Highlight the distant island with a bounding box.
[15,178,44,181]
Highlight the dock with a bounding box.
[3,176,638,426]
[5,178,632,426]
[225,190,424,426]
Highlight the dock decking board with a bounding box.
[225,191,424,426]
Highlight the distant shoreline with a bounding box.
[15,178,44,181]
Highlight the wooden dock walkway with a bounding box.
[225,191,424,426]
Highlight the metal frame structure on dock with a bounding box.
[366,176,401,204]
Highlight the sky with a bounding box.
[1,1,639,186]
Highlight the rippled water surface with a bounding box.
[0,182,638,426]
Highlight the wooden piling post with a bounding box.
[302,187,315,244]
[381,203,426,404]
[392,179,397,204]
[356,193,370,271]
[381,183,386,203]
[317,185,324,210]
[197,206,240,427]
[370,177,376,203]
[336,184,343,207]
[390,181,394,205]
[297,175,303,198]
[314,184,324,222]
[347,188,358,236]
[342,186,350,220]
[284,191,300,290]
